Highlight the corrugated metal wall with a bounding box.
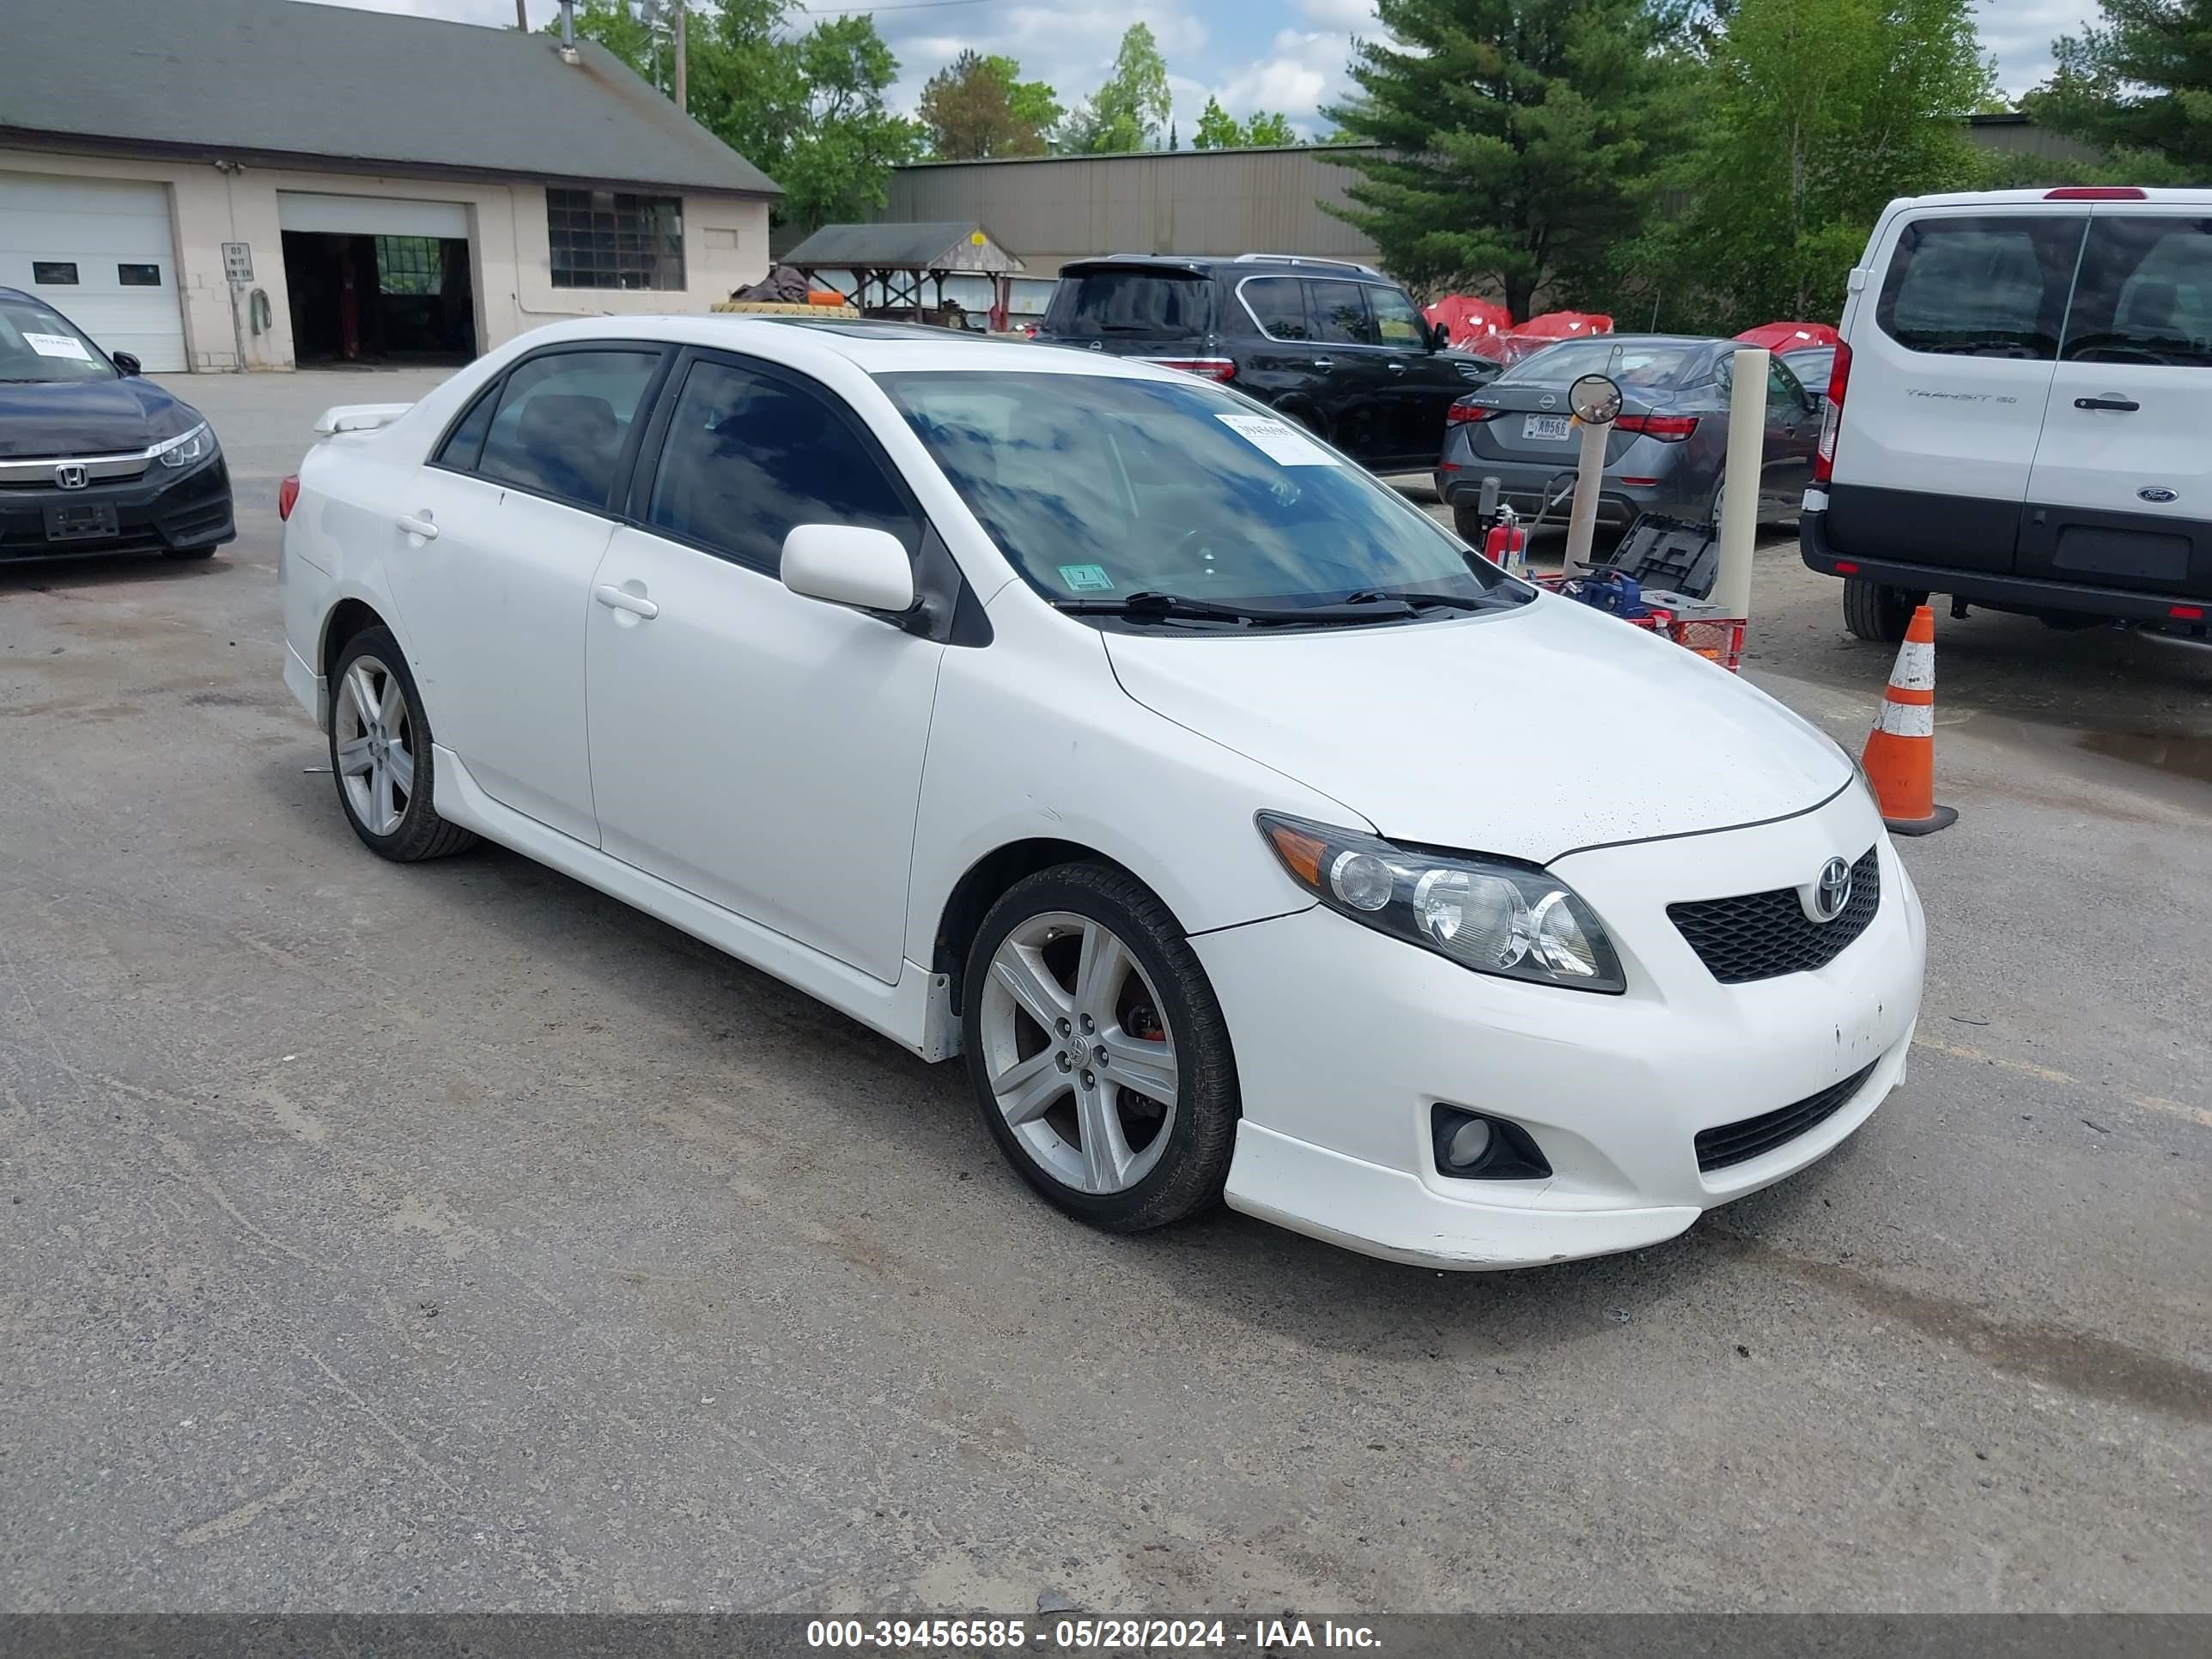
[877,146,1387,276]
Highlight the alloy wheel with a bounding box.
[333,654,415,837]
[979,912,1180,1194]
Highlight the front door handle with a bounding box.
[2075,395,2141,412]
[1386,361,1407,374]
[396,512,438,541]
[593,583,659,620]
[1311,357,1334,370]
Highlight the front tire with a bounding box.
[1452,500,1489,544]
[1843,577,1923,643]
[328,627,477,862]
[963,864,1238,1234]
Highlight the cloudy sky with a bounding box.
[299,1,2104,138]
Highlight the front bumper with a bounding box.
[1196,784,1925,1269]
[0,456,234,561]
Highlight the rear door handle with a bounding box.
[593,584,659,620]
[1311,357,1334,369]
[2075,395,2141,411]
[1386,360,1407,373]
[396,512,438,541]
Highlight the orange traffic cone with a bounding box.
[1861,605,1957,836]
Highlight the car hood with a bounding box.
[1103,596,1851,863]
[0,377,202,459]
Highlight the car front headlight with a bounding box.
[1257,811,1626,994]
[152,423,216,469]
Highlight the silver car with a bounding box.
[1433,335,1820,544]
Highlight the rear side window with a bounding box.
[2063,216,2212,368]
[1875,215,2085,359]
[434,383,499,471]
[1307,281,1376,345]
[1047,270,1208,337]
[1241,276,1311,339]
[475,349,663,510]
[647,358,920,573]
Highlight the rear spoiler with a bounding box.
[313,403,414,436]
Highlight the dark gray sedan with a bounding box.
[1432,335,1820,543]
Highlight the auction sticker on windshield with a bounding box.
[1216,412,1340,466]
[24,332,92,361]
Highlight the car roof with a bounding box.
[1887,186,2212,210]
[1057,253,1389,280]
[476,313,1193,382]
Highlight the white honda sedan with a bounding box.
[278,316,1925,1270]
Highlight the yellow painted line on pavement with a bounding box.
[1911,1036,2209,1131]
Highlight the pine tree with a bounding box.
[2028,0,2212,174]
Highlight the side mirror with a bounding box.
[1428,320,1451,352]
[781,524,916,617]
[112,351,142,377]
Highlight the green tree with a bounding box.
[918,50,1062,159]
[1245,111,1299,145]
[2027,0,2212,176]
[1065,23,1173,152]
[549,0,659,82]
[777,14,925,228]
[1655,0,1992,325]
[1323,1,1694,319]
[1192,96,1243,149]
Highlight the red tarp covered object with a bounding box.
[1492,311,1613,365]
[1735,320,1840,353]
[1423,294,1512,349]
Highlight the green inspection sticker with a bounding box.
[1058,563,1115,592]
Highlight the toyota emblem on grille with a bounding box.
[54,463,88,489]
[1811,857,1852,922]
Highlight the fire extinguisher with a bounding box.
[1482,503,1527,574]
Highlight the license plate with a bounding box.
[1522,415,1571,441]
[44,502,118,541]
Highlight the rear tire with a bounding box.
[328,626,478,862]
[1843,577,1922,643]
[1452,501,1489,544]
[963,863,1238,1235]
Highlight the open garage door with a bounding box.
[0,173,188,372]
[277,191,476,367]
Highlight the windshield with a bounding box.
[0,297,114,384]
[879,370,1524,617]
[1501,338,1699,390]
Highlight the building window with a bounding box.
[546,187,684,291]
[32,262,77,285]
[117,263,161,287]
[374,236,443,296]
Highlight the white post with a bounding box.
[1561,417,1609,573]
[1711,345,1768,618]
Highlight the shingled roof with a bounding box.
[0,0,780,198]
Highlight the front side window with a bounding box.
[2063,216,2212,368]
[547,187,685,291]
[1241,276,1310,340]
[1366,284,1427,347]
[881,370,1522,617]
[1307,281,1376,345]
[473,349,664,509]
[1875,215,2085,359]
[0,294,112,383]
[648,359,919,572]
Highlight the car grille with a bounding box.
[1668,847,1880,984]
[1695,1060,1879,1172]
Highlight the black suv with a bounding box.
[1032,255,1498,471]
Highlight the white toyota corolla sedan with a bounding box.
[278,316,1924,1269]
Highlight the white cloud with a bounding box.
[1976,1,2099,96]
[1297,0,1377,29]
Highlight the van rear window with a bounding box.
[1875,216,2085,359]
[2063,216,2212,369]
[1047,270,1209,337]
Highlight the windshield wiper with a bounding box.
[1343,588,1486,611]
[1051,589,1413,626]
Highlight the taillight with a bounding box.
[1139,356,1236,382]
[2045,186,2147,199]
[1813,341,1850,483]
[1447,400,1501,423]
[1614,412,1698,441]
[277,473,301,520]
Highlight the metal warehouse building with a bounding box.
[0,0,777,372]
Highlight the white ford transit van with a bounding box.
[1802,187,2212,641]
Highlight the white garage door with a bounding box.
[0,173,188,372]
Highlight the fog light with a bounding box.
[1431,1105,1552,1181]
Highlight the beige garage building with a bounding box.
[0,0,778,373]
